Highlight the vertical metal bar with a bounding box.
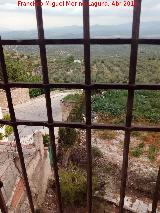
[0,40,35,213]
[83,0,92,212]
[0,181,8,213]
[119,0,142,212]
[34,1,63,212]
[152,167,160,213]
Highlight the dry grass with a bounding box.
[95,130,117,140]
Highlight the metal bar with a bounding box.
[34,1,63,212]
[0,119,160,132]
[1,82,160,90]
[152,167,160,213]
[0,40,35,213]
[0,0,159,212]
[91,38,160,45]
[1,38,160,45]
[119,0,142,212]
[0,181,8,213]
[83,0,92,212]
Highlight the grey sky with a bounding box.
[0,0,159,30]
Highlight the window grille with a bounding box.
[0,0,160,212]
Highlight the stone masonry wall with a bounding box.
[0,88,30,108]
[60,100,76,121]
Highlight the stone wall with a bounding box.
[60,100,76,121]
[0,88,30,108]
[0,131,51,213]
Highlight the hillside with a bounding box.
[1,22,160,39]
[2,44,160,85]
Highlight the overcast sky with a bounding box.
[0,0,160,31]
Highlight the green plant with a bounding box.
[58,127,78,148]
[138,142,144,149]
[43,134,50,147]
[131,148,143,157]
[0,114,13,137]
[92,90,160,124]
[147,145,158,161]
[66,55,74,64]
[130,143,144,158]
[4,51,41,83]
[67,93,84,123]
[92,146,103,158]
[29,88,44,98]
[102,164,113,173]
[59,167,87,206]
[59,166,98,206]
[0,133,4,140]
[3,114,10,121]
[58,93,84,149]
[5,125,13,137]
[63,94,82,103]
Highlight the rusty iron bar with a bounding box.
[0,41,35,212]
[1,38,160,45]
[1,81,160,91]
[119,0,142,212]
[83,0,92,212]
[0,0,159,211]
[0,119,160,132]
[0,181,8,213]
[34,0,63,212]
[152,167,160,212]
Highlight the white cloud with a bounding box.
[0,0,159,30]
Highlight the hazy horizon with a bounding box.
[0,0,160,31]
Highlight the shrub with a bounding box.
[58,127,78,148]
[92,90,160,124]
[29,88,44,98]
[130,143,144,158]
[92,146,103,158]
[63,94,82,103]
[138,142,144,149]
[1,114,13,137]
[5,125,13,137]
[0,133,4,140]
[59,167,87,206]
[92,90,127,117]
[131,147,143,158]
[3,114,10,120]
[4,51,41,83]
[148,145,158,161]
[58,93,84,149]
[43,134,50,147]
[66,55,74,64]
[59,166,98,206]
[67,93,84,123]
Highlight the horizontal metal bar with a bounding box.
[1,38,160,46]
[91,38,160,45]
[0,119,160,131]
[0,82,86,89]
[92,124,160,132]
[0,39,83,45]
[0,82,160,90]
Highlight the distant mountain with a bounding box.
[0,27,10,32]
[1,22,160,39]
